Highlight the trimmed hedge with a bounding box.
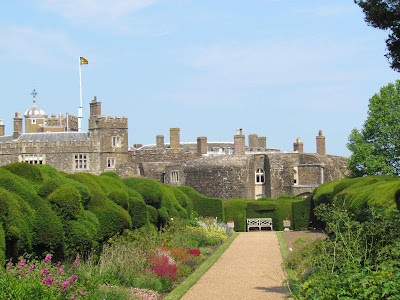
[177,186,224,221]
[0,222,5,263]
[108,189,130,211]
[2,162,43,184]
[147,205,158,225]
[223,199,248,232]
[292,197,312,230]
[130,198,148,229]
[48,185,84,221]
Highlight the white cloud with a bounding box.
[37,0,156,24]
[0,25,77,66]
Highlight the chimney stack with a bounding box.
[258,136,267,149]
[156,135,164,149]
[316,130,326,155]
[0,119,4,137]
[234,128,245,155]
[197,136,208,157]
[89,96,102,117]
[13,112,23,139]
[248,134,258,149]
[170,128,180,152]
[293,137,303,153]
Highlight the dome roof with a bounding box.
[24,105,45,117]
[24,89,45,117]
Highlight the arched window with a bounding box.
[255,168,265,184]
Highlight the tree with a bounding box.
[347,80,400,176]
[355,0,400,71]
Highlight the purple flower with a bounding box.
[73,257,79,267]
[58,268,63,276]
[57,261,62,267]
[40,268,48,276]
[62,280,70,288]
[78,290,86,295]
[29,264,35,271]
[6,262,12,270]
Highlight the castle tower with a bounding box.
[316,130,326,155]
[13,112,23,139]
[170,128,180,152]
[234,128,245,155]
[24,89,46,133]
[258,136,267,149]
[293,137,303,153]
[156,135,165,149]
[0,120,4,136]
[197,136,207,157]
[248,134,258,149]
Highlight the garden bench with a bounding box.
[247,218,273,231]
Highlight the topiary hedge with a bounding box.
[48,185,84,221]
[177,186,224,221]
[2,162,43,184]
[129,198,148,229]
[292,197,312,230]
[223,199,248,232]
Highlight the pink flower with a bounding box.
[44,254,52,264]
[6,262,12,270]
[78,290,86,295]
[58,268,63,276]
[40,268,48,276]
[18,259,26,266]
[73,257,79,267]
[29,264,35,271]
[62,280,70,288]
[57,261,62,267]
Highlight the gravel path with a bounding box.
[181,232,288,300]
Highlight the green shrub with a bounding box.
[64,216,98,257]
[158,207,170,226]
[147,205,158,225]
[108,189,129,210]
[38,179,60,199]
[2,162,43,184]
[292,197,312,230]
[0,223,4,263]
[100,172,120,179]
[223,199,248,232]
[32,201,65,259]
[171,187,193,216]
[0,188,34,259]
[48,185,83,221]
[177,186,224,220]
[129,198,148,229]
[123,178,163,208]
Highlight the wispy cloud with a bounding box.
[0,25,77,66]
[37,0,157,25]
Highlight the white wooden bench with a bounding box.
[247,218,273,231]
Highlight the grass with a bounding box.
[276,231,289,258]
[165,232,239,300]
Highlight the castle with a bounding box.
[0,92,347,200]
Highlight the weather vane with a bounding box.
[31,88,38,105]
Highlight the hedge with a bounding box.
[48,185,84,221]
[292,197,312,230]
[177,186,224,221]
[0,222,5,263]
[108,189,130,211]
[130,198,148,229]
[223,199,248,232]
[2,162,44,184]
[123,178,163,208]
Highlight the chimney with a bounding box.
[170,128,180,152]
[234,128,245,155]
[197,136,207,157]
[316,130,326,155]
[0,119,4,136]
[293,137,303,153]
[13,112,23,139]
[248,134,258,149]
[258,136,267,149]
[89,96,102,117]
[156,135,165,149]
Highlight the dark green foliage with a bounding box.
[64,215,99,257]
[292,197,312,230]
[32,201,65,259]
[147,205,158,225]
[108,189,129,210]
[177,186,224,220]
[0,222,5,263]
[170,187,193,217]
[123,178,163,208]
[355,1,400,71]
[223,199,248,232]
[48,185,83,221]
[38,179,60,199]
[0,188,34,259]
[2,163,43,184]
[129,198,148,229]
[157,207,170,227]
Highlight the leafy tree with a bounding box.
[355,0,400,71]
[347,80,400,176]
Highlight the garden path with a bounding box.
[181,231,288,300]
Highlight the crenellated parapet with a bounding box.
[131,148,197,163]
[0,139,100,155]
[89,115,128,130]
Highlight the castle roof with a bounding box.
[24,104,45,117]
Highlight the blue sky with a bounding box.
[1,0,398,157]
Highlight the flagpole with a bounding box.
[78,57,83,132]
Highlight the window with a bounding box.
[74,153,88,169]
[112,136,121,148]
[31,119,36,124]
[20,154,44,164]
[107,157,116,169]
[255,168,265,184]
[293,167,299,185]
[170,171,179,183]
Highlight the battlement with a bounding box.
[89,115,128,130]
[0,139,99,155]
